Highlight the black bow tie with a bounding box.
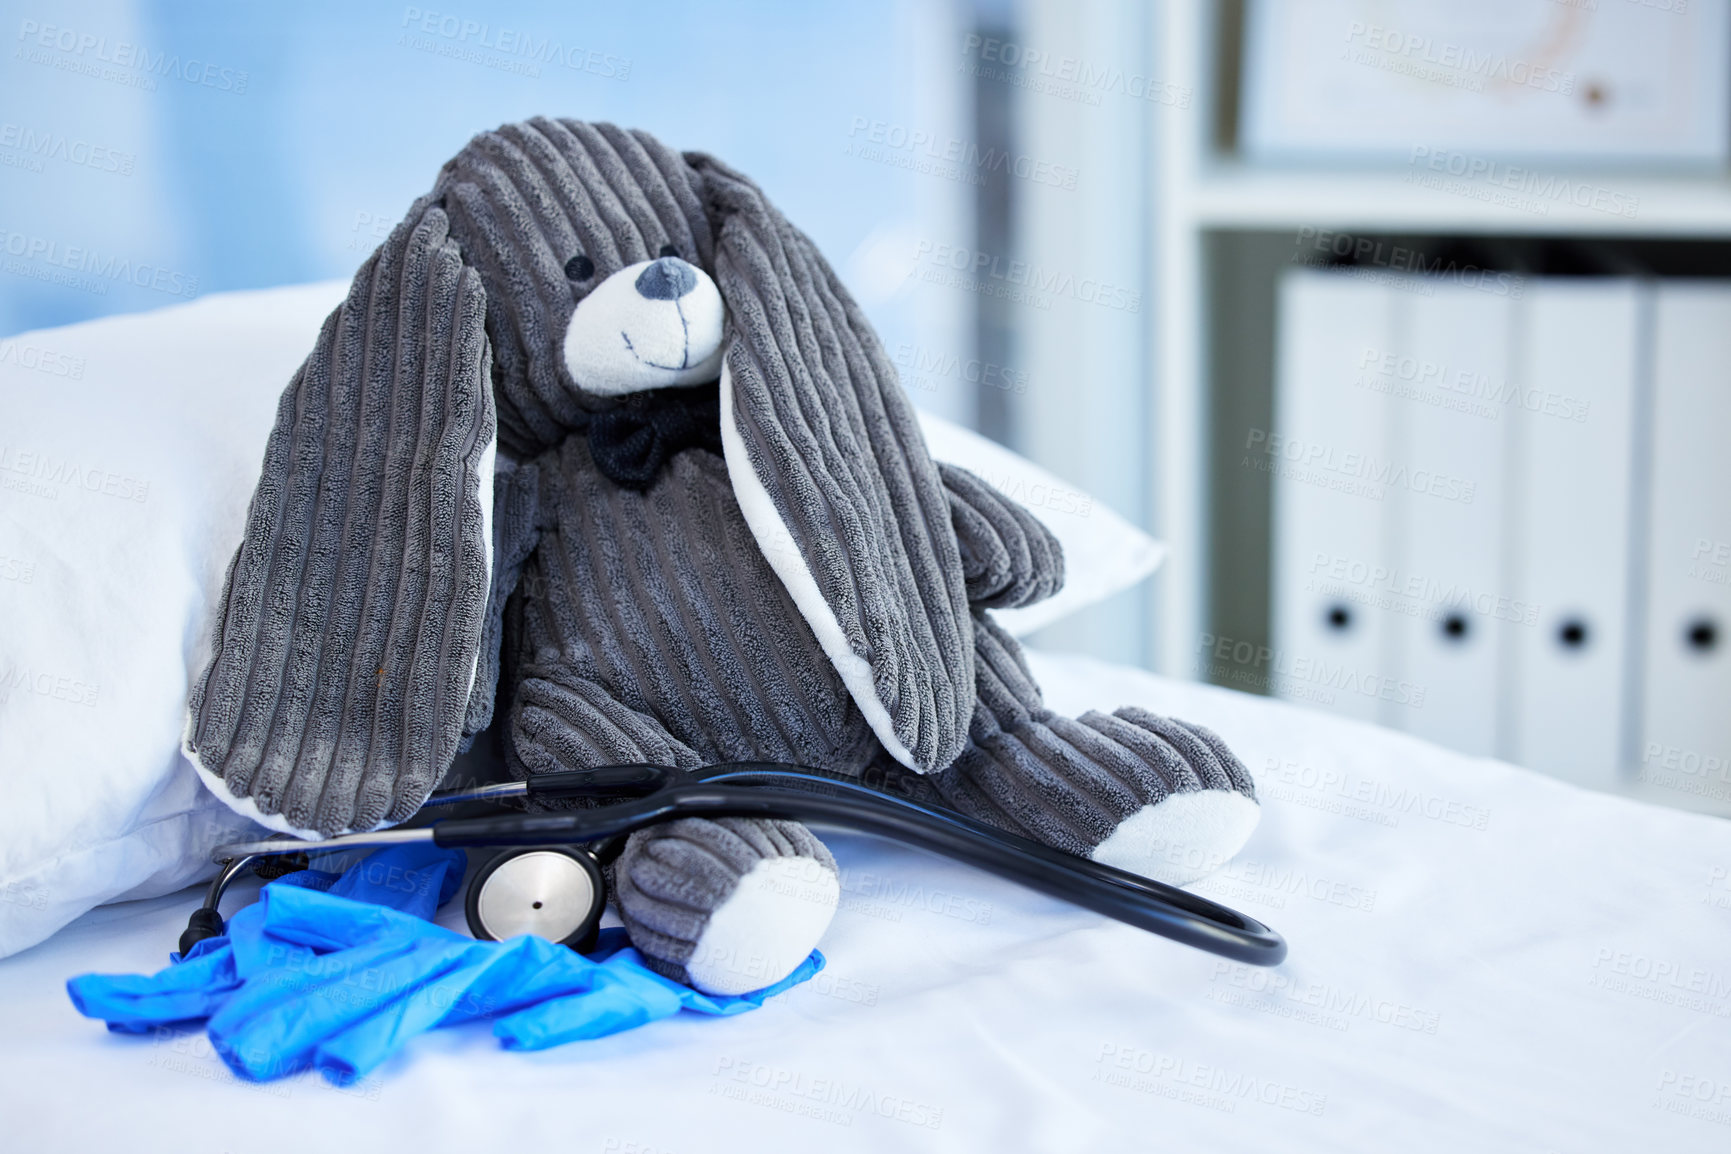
[585,385,724,490]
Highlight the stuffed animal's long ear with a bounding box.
[695,154,975,774]
[184,196,497,837]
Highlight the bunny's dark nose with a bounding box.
[635,256,698,301]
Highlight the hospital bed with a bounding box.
[0,650,1724,1152]
[0,286,1725,1153]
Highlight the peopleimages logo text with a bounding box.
[15,20,249,92]
[0,229,196,297]
[0,123,134,175]
[398,7,631,79]
[1245,428,1477,504]
[912,240,1140,313]
[848,118,1079,191]
[1293,227,1524,297]
[960,34,1192,108]
[1408,147,1639,219]
[1343,22,1574,94]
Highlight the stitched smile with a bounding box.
[619,330,690,372]
[618,297,693,372]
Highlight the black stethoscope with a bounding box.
[181,762,1287,969]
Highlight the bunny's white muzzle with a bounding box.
[562,256,725,397]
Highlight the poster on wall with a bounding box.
[1239,0,1730,166]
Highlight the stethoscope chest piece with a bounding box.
[465,847,606,952]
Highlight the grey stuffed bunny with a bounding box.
[184,118,1259,994]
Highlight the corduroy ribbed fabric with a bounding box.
[185,201,495,836]
[505,432,880,777]
[939,462,1065,609]
[438,119,716,460]
[185,116,1262,987]
[699,153,975,773]
[461,454,540,746]
[614,817,837,988]
[924,612,1259,860]
[436,117,975,775]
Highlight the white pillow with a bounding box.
[0,281,1160,958]
[915,414,1164,637]
[0,281,350,958]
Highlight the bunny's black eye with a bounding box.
[657,243,679,259]
[564,253,594,280]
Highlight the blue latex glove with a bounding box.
[68,845,822,1084]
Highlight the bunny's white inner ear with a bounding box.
[466,437,496,704]
[562,257,724,397]
[718,360,922,771]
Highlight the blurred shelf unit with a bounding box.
[1268,268,1731,820]
[1148,0,1731,814]
[1187,167,1731,236]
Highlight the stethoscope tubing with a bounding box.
[210,762,1286,967]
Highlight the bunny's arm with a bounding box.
[937,462,1066,610]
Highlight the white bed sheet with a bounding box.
[2,651,1727,1153]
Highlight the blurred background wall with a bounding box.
[4,0,1728,813]
[0,0,1153,665]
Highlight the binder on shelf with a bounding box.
[1383,285,1513,758]
[1269,269,1395,724]
[1637,285,1731,814]
[1504,280,1642,790]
